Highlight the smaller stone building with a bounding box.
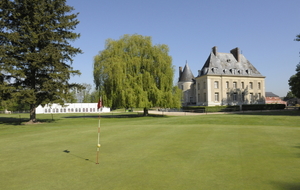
[265,92,286,105]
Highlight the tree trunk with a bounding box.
[29,104,37,123]
[143,107,149,116]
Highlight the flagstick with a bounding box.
[96,112,101,164]
[96,97,102,164]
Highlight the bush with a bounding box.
[182,106,240,113]
[182,104,286,113]
[241,104,286,111]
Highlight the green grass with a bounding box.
[1,111,300,190]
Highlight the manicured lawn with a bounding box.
[0,111,300,190]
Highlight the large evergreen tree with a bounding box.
[289,34,300,98]
[93,34,181,115]
[0,0,83,122]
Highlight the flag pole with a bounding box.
[96,96,102,164]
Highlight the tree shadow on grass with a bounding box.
[63,113,167,119]
[271,181,300,190]
[0,116,55,125]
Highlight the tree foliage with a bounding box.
[93,34,181,115]
[0,0,83,121]
[289,34,300,98]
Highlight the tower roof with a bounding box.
[179,62,195,82]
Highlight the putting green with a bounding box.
[0,112,300,189]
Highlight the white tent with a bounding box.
[35,103,110,114]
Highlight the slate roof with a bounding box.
[265,92,279,97]
[198,47,265,78]
[179,63,195,82]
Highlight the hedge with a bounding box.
[182,104,286,113]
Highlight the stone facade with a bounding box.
[179,46,266,106]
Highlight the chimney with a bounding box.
[212,46,218,56]
[230,47,240,62]
[179,66,183,78]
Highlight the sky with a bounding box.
[67,0,300,97]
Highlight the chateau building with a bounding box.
[178,46,266,106]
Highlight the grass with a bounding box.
[0,111,300,190]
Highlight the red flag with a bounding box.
[97,98,102,109]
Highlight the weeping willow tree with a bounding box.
[93,34,181,115]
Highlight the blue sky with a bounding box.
[67,0,300,97]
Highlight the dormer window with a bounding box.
[212,67,218,73]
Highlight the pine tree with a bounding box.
[93,34,181,115]
[0,0,83,122]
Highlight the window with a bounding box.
[214,81,219,89]
[227,93,230,101]
[233,93,237,101]
[197,83,200,90]
[258,93,261,99]
[249,82,253,89]
[233,82,237,89]
[242,93,245,102]
[181,85,183,90]
[250,93,253,103]
[226,81,229,88]
[198,94,200,102]
[45,109,47,113]
[241,82,244,89]
[214,93,219,102]
[258,82,261,90]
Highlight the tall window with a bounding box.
[226,81,229,88]
[242,93,245,102]
[250,93,253,103]
[233,82,237,89]
[214,81,219,89]
[258,93,261,99]
[258,82,261,90]
[197,83,200,90]
[198,93,200,102]
[241,82,244,89]
[227,93,230,101]
[249,82,253,89]
[233,93,237,101]
[214,93,219,102]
